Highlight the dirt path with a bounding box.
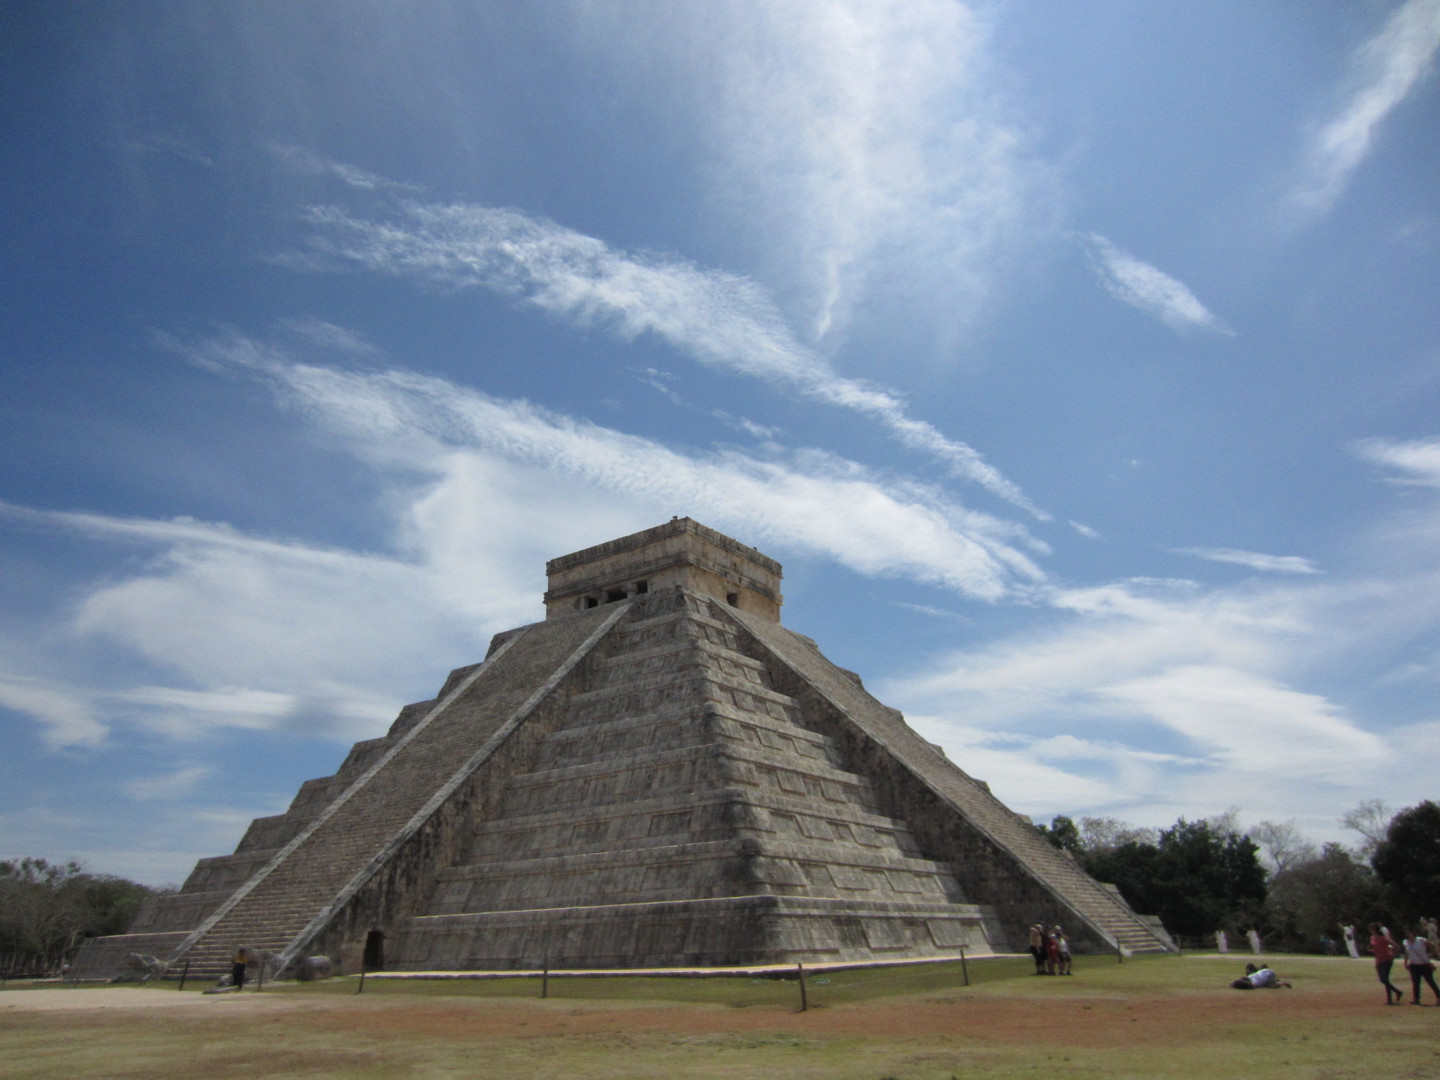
[0,979,1359,1046]
[1,987,303,1013]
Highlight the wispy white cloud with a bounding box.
[1069,521,1101,540]
[891,578,1305,721]
[636,367,687,408]
[1289,0,1440,218]
[185,328,1047,600]
[577,1,1052,345]
[905,716,1127,814]
[1172,547,1321,575]
[122,765,213,803]
[289,198,1045,516]
[712,410,781,441]
[1096,664,1384,784]
[1084,233,1233,335]
[1355,435,1440,486]
[109,686,308,741]
[0,324,1056,758]
[281,317,387,362]
[895,602,970,623]
[271,143,424,194]
[0,674,106,750]
[879,564,1418,834]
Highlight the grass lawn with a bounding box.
[2,953,1435,1079]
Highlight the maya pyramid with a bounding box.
[76,518,1172,978]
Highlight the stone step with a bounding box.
[529,701,843,773]
[593,637,774,684]
[167,608,623,970]
[499,739,873,800]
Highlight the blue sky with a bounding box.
[3,1,1438,885]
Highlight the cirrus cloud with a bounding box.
[1289,0,1440,219]
[1355,435,1440,487]
[287,196,1045,517]
[1084,233,1233,335]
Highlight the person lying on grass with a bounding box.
[1231,963,1291,989]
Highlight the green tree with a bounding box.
[1077,816,1157,853]
[1372,800,1440,918]
[1081,818,1267,939]
[1266,843,1382,951]
[1037,814,1083,854]
[0,858,165,974]
[0,859,85,972]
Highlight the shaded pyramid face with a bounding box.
[74,519,1172,978]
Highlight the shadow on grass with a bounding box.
[258,954,1052,1007]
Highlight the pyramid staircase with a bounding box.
[162,604,627,978]
[396,590,988,968]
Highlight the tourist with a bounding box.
[1342,924,1360,959]
[1045,927,1060,975]
[231,946,247,991]
[1368,923,1404,1005]
[1055,927,1072,975]
[1231,962,1290,989]
[1402,926,1440,1006]
[1029,924,1047,975]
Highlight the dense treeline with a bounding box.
[1038,799,1440,952]
[0,858,169,975]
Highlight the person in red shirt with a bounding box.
[1045,928,1061,975]
[1368,922,1403,1005]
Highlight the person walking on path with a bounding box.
[1402,926,1440,1006]
[231,946,248,992]
[1369,923,1404,1005]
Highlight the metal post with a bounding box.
[959,947,970,987]
[796,962,808,1012]
[541,959,549,1000]
[177,961,190,991]
[357,966,366,994]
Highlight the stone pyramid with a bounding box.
[75,519,1172,978]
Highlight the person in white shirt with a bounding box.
[1402,926,1440,1006]
[1231,962,1291,989]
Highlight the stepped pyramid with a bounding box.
[74,519,1172,978]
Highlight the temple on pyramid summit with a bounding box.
[75,518,1173,979]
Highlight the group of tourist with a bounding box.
[1368,919,1440,1006]
[1027,923,1071,976]
[1233,918,1438,1002]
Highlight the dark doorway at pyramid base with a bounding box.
[362,930,385,972]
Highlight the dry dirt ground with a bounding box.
[0,975,1363,1041]
[3,957,1438,1080]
